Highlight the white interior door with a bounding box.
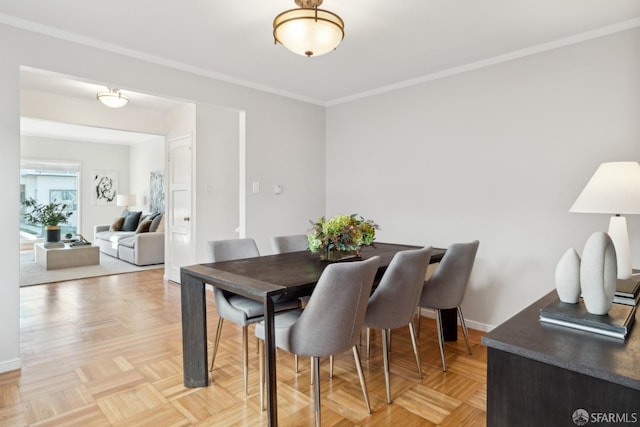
[167,134,193,283]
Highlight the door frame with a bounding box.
[165,133,194,283]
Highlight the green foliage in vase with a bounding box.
[308,214,379,253]
[22,197,73,227]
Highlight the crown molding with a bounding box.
[326,17,640,107]
[1,13,639,108]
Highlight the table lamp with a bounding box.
[116,194,136,211]
[570,161,640,279]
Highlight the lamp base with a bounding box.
[608,215,632,279]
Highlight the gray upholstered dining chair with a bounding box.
[418,240,479,372]
[206,238,299,395]
[270,234,309,254]
[255,256,380,427]
[270,233,310,373]
[364,246,433,403]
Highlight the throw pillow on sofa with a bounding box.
[111,216,125,231]
[122,211,143,231]
[156,215,165,232]
[136,219,152,234]
[149,213,164,232]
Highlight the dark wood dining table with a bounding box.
[180,242,445,426]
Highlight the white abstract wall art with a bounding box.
[92,170,117,205]
[150,171,165,213]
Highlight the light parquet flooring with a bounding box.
[2,269,487,426]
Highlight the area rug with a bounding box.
[20,251,163,286]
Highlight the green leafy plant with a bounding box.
[22,197,73,227]
[308,214,379,256]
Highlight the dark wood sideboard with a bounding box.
[482,291,640,426]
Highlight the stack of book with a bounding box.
[43,241,65,249]
[614,276,640,306]
[539,298,636,340]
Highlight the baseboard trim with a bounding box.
[0,357,22,374]
[418,307,494,333]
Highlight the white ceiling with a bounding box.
[3,0,640,107]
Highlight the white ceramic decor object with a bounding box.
[555,248,581,303]
[580,232,618,315]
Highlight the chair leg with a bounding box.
[352,345,372,414]
[435,309,447,372]
[294,354,299,373]
[209,316,224,372]
[259,339,264,411]
[242,326,249,395]
[458,306,473,355]
[329,355,334,378]
[312,356,321,427]
[366,327,371,359]
[415,306,421,338]
[408,321,423,379]
[310,357,314,384]
[382,329,391,404]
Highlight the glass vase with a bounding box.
[320,247,362,262]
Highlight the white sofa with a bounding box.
[93,212,165,266]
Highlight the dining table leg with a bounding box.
[441,308,458,341]
[263,296,278,426]
[180,271,209,387]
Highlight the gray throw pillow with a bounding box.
[149,213,163,232]
[122,211,142,231]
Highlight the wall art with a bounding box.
[92,170,117,205]
[150,171,165,213]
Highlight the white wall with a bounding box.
[0,61,20,373]
[244,98,326,254]
[194,104,241,262]
[192,100,327,259]
[130,136,165,213]
[327,28,640,330]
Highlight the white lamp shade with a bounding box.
[116,194,136,207]
[570,161,640,279]
[274,8,344,57]
[570,162,640,215]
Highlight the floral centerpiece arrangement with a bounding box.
[308,214,379,261]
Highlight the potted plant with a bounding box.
[22,197,73,243]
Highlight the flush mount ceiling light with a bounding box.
[273,0,344,58]
[96,88,129,108]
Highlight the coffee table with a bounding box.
[34,242,100,270]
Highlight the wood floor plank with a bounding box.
[0,268,487,425]
[29,403,110,427]
[392,384,461,424]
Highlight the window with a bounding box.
[20,160,80,240]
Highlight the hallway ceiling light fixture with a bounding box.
[273,0,344,58]
[97,88,129,108]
